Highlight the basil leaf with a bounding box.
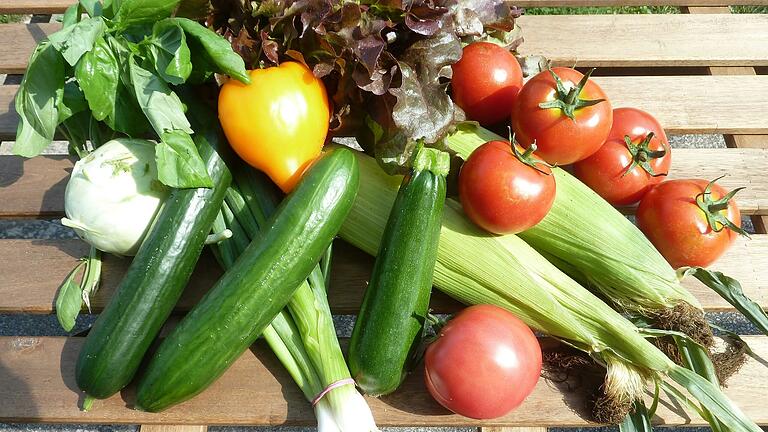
[48,17,106,66]
[104,36,151,135]
[55,261,87,332]
[172,18,250,84]
[151,20,192,85]
[62,4,80,28]
[156,130,213,188]
[128,59,193,136]
[75,37,119,121]
[89,117,117,149]
[58,81,88,123]
[79,0,103,17]
[60,110,92,157]
[13,42,65,157]
[113,0,180,27]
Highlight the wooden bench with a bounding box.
[1,1,768,431]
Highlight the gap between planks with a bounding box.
[684,5,768,235]
[480,428,548,432]
[139,426,207,432]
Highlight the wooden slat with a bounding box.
[4,148,767,219]
[0,0,74,14]
[139,426,207,432]
[520,14,768,67]
[684,5,768,235]
[0,233,765,314]
[3,77,768,141]
[2,15,768,74]
[1,335,767,425]
[0,238,463,315]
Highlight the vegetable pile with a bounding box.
[13,0,768,430]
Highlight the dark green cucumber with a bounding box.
[75,109,232,404]
[135,147,359,412]
[348,147,448,396]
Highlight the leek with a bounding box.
[338,147,760,431]
[210,171,377,432]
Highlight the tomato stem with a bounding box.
[538,68,606,120]
[621,132,669,178]
[694,176,750,237]
[506,130,555,175]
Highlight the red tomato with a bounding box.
[451,42,523,126]
[512,67,612,165]
[459,140,556,234]
[573,108,671,206]
[636,178,747,268]
[424,304,542,419]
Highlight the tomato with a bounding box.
[459,140,556,234]
[636,178,747,268]
[424,304,542,419]
[511,67,612,165]
[573,108,671,206]
[218,62,330,193]
[451,42,523,126]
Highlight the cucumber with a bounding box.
[348,147,449,396]
[75,107,232,404]
[135,147,359,412]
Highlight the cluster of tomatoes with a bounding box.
[423,41,750,422]
[453,41,747,269]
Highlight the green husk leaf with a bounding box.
[619,401,654,432]
[683,267,768,335]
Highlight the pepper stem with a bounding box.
[695,176,750,237]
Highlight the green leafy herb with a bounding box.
[150,20,193,85]
[128,59,193,135]
[113,0,181,28]
[58,81,89,124]
[75,37,120,121]
[14,42,65,157]
[79,0,103,17]
[173,17,251,84]
[48,17,106,66]
[156,130,213,188]
[55,261,88,332]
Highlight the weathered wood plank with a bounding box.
[1,335,767,425]
[0,233,765,314]
[519,14,768,67]
[4,148,767,219]
[683,5,768,236]
[3,77,768,141]
[2,15,768,74]
[139,426,207,432]
[0,0,74,14]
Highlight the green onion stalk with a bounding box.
[209,164,377,432]
[336,145,760,431]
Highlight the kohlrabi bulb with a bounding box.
[61,138,169,256]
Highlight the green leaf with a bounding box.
[48,17,106,66]
[619,401,653,432]
[172,17,250,83]
[75,37,120,121]
[156,130,213,188]
[55,261,87,332]
[105,37,151,135]
[62,4,80,28]
[150,20,193,85]
[668,366,762,432]
[684,267,768,335]
[58,81,88,123]
[113,0,180,27]
[79,0,102,16]
[13,42,65,157]
[129,59,193,136]
[59,110,92,157]
[89,116,117,148]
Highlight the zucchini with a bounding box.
[75,107,232,404]
[347,147,449,396]
[135,147,359,412]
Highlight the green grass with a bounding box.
[0,14,23,23]
[731,5,768,13]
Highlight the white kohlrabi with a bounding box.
[61,138,168,256]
